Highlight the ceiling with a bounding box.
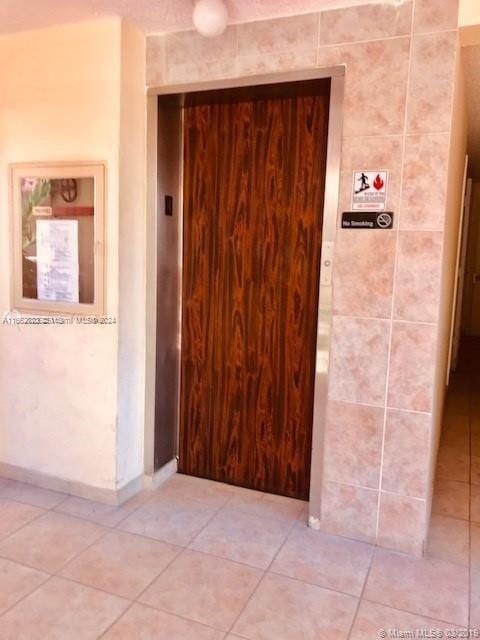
[0,0,386,36]
[463,45,480,179]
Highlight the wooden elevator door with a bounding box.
[179,81,330,499]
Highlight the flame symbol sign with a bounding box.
[373,174,384,191]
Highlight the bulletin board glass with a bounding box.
[10,162,106,315]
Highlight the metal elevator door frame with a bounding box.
[144,68,344,524]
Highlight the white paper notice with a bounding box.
[351,170,388,211]
[36,219,79,303]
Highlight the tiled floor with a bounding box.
[0,342,479,638]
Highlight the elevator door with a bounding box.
[179,81,330,499]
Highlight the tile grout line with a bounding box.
[374,0,416,542]
[0,470,475,634]
[223,511,299,636]
[98,489,283,639]
[97,489,235,638]
[0,484,103,621]
[360,595,471,630]
[346,543,377,640]
[0,479,225,630]
[316,26,456,50]
[331,313,438,327]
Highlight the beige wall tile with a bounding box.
[329,317,390,406]
[377,492,426,555]
[236,49,316,76]
[146,35,164,87]
[388,322,437,412]
[413,0,459,33]
[164,27,236,83]
[320,1,412,45]
[400,133,451,230]
[382,409,430,499]
[393,231,443,323]
[407,31,457,133]
[320,481,378,542]
[323,400,384,489]
[318,38,410,136]
[237,14,319,56]
[338,135,403,218]
[333,230,396,319]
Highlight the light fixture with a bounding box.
[193,0,228,38]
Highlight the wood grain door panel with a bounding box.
[179,82,330,499]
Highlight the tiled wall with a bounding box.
[146,0,459,555]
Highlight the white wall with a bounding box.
[460,0,480,27]
[116,21,147,487]
[0,18,146,494]
[428,38,468,520]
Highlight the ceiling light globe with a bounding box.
[193,0,228,37]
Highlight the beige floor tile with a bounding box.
[426,514,469,566]
[102,602,225,639]
[0,576,129,640]
[435,447,470,483]
[271,524,373,596]
[0,481,67,509]
[226,491,305,523]
[60,530,180,599]
[471,570,480,628]
[350,600,467,640]
[153,474,236,508]
[472,485,480,523]
[472,456,480,485]
[118,493,217,546]
[364,549,469,626]
[55,491,149,528]
[233,573,357,640]
[440,418,470,456]
[442,413,470,433]
[0,557,48,615]
[0,477,13,491]
[473,436,480,458]
[472,523,480,570]
[431,479,469,520]
[444,392,470,416]
[0,498,44,540]
[0,511,105,572]
[140,549,262,631]
[190,509,290,569]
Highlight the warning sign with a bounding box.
[351,170,388,211]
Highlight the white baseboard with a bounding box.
[0,462,144,506]
[143,458,178,489]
